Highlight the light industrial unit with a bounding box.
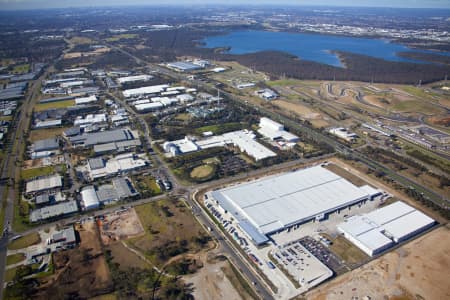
[337,201,435,256]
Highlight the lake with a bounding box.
[202,30,448,67]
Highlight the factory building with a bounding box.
[258,117,299,143]
[164,130,277,161]
[337,201,435,256]
[80,186,100,210]
[211,165,382,245]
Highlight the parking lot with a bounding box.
[298,236,346,274]
[272,240,333,290]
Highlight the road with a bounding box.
[0,64,52,298]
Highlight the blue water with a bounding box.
[202,31,449,67]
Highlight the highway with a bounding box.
[0,65,52,298]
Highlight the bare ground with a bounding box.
[99,208,144,245]
[184,255,248,300]
[306,226,450,300]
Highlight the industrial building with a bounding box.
[258,117,299,143]
[164,130,277,161]
[329,127,358,142]
[26,174,63,194]
[80,177,138,208]
[167,61,203,72]
[337,201,435,256]
[75,95,97,105]
[116,74,153,84]
[32,138,59,152]
[68,128,138,148]
[78,152,148,181]
[210,165,382,245]
[122,84,169,98]
[80,186,100,210]
[30,200,78,222]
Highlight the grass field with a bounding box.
[30,127,68,142]
[105,34,138,42]
[195,122,243,135]
[89,294,118,300]
[174,113,191,121]
[190,165,214,179]
[8,232,41,250]
[11,64,30,74]
[21,166,55,180]
[69,36,93,44]
[324,164,367,187]
[327,235,369,267]
[6,254,26,266]
[4,266,19,282]
[130,199,207,267]
[133,175,162,195]
[34,100,75,112]
[0,116,13,122]
[392,100,444,115]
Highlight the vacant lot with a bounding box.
[34,100,75,112]
[324,163,367,187]
[128,199,209,267]
[99,209,144,245]
[34,222,113,299]
[106,241,151,271]
[8,232,41,250]
[21,166,56,180]
[307,226,450,300]
[185,257,255,300]
[30,127,69,142]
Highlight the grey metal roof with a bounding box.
[213,165,380,241]
[239,220,269,245]
[34,138,59,152]
[88,157,105,170]
[35,193,50,204]
[112,177,138,198]
[30,200,78,222]
[96,185,119,203]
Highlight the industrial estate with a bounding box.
[0,4,448,300]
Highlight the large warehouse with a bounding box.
[211,165,381,245]
[337,201,435,256]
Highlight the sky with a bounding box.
[0,0,449,10]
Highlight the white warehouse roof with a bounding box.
[80,186,100,210]
[117,74,152,84]
[212,165,380,244]
[122,84,169,98]
[338,201,435,256]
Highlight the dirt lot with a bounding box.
[99,208,144,245]
[34,221,113,299]
[306,226,450,300]
[184,255,254,300]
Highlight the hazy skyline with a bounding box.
[0,0,449,10]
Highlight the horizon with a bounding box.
[1,1,450,11]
